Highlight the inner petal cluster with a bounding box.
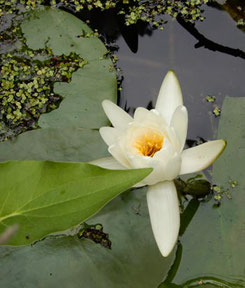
[133,129,164,157]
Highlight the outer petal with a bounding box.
[102,100,133,129]
[127,147,181,185]
[109,145,131,168]
[147,181,180,257]
[90,157,125,170]
[180,140,226,175]
[90,157,146,188]
[99,127,121,146]
[170,105,188,152]
[155,71,183,125]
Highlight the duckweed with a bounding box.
[0,0,210,27]
[0,27,87,141]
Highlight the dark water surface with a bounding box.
[116,5,245,141]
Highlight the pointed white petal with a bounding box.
[147,181,180,257]
[170,106,188,152]
[102,100,133,129]
[155,71,183,125]
[91,157,145,187]
[127,143,181,185]
[109,145,131,168]
[90,157,125,170]
[180,140,226,175]
[133,182,146,188]
[99,127,121,146]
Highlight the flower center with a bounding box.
[133,129,164,157]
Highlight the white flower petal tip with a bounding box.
[90,157,126,170]
[170,105,188,152]
[180,139,227,175]
[99,127,120,147]
[102,100,133,129]
[147,181,180,257]
[155,71,183,124]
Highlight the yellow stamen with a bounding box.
[134,130,164,157]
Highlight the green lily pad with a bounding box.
[0,161,151,246]
[0,127,108,162]
[0,7,116,161]
[0,187,174,288]
[168,97,245,287]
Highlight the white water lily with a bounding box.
[92,70,226,257]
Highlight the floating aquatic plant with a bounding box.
[92,71,226,257]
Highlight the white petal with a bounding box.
[109,145,131,168]
[99,127,121,146]
[133,182,146,188]
[90,157,125,170]
[170,106,188,152]
[155,71,183,125]
[127,148,181,185]
[90,157,145,188]
[102,100,133,129]
[147,181,180,257]
[180,140,226,175]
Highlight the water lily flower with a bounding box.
[92,70,226,257]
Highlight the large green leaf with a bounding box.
[0,7,116,161]
[0,161,151,246]
[0,128,108,162]
[168,97,245,287]
[0,187,174,288]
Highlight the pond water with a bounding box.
[0,1,245,288]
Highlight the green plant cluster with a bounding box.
[0,30,87,141]
[0,0,209,28]
[0,0,43,16]
[121,0,209,27]
[78,223,112,249]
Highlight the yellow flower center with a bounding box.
[134,130,164,157]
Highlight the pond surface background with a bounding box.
[0,1,245,287]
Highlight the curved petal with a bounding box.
[147,181,180,257]
[133,182,146,188]
[180,140,226,175]
[91,157,145,188]
[102,100,133,129]
[90,157,125,170]
[170,105,188,152]
[99,127,121,146]
[155,71,183,125]
[127,148,181,185]
[109,145,131,168]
